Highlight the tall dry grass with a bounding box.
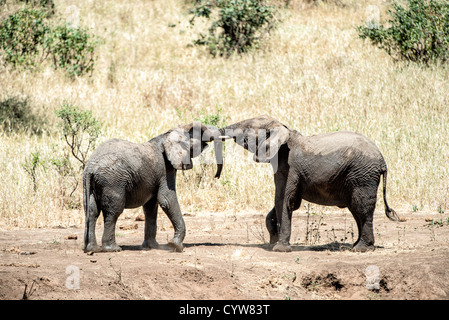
[0,0,448,229]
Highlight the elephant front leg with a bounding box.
[271,171,299,252]
[142,197,159,250]
[272,204,294,253]
[157,188,186,253]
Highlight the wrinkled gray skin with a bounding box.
[219,116,399,252]
[83,122,223,253]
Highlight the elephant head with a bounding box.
[163,121,224,178]
[218,115,291,164]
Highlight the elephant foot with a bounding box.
[352,242,375,253]
[142,239,159,250]
[168,239,184,253]
[272,242,292,253]
[102,243,122,252]
[84,243,102,253]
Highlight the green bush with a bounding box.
[46,25,99,78]
[19,0,55,14]
[55,102,102,169]
[0,95,45,134]
[195,106,228,127]
[189,0,277,57]
[0,8,49,67]
[0,7,100,77]
[22,150,45,192]
[357,0,449,64]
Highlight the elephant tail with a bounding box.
[381,168,400,222]
[83,171,92,251]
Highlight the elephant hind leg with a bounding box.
[348,188,377,252]
[100,191,125,252]
[101,208,123,252]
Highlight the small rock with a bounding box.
[64,234,78,240]
[135,214,145,221]
[20,251,36,256]
[6,246,36,255]
[6,246,21,254]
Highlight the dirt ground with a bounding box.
[1,209,448,300]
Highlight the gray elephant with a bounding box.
[83,122,223,253]
[219,115,399,252]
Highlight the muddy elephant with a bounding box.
[83,122,223,253]
[219,115,399,252]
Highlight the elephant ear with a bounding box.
[163,128,193,170]
[254,125,290,163]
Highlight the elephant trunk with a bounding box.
[213,127,236,178]
[213,139,223,179]
[213,126,241,178]
[203,126,229,179]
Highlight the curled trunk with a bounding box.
[203,126,228,179]
[213,139,223,179]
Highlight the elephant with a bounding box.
[218,115,400,252]
[83,122,223,253]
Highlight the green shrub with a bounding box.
[189,0,277,57]
[195,106,228,127]
[55,102,102,169]
[0,95,45,134]
[0,6,100,77]
[46,25,99,78]
[22,150,45,192]
[0,8,49,67]
[357,0,449,64]
[19,0,55,15]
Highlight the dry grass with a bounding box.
[0,0,448,229]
